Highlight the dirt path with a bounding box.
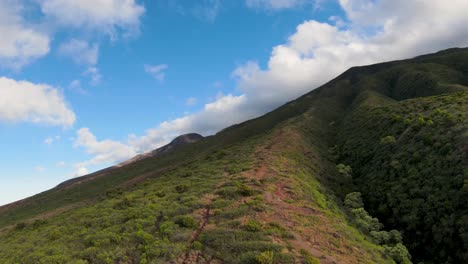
[180,205,211,264]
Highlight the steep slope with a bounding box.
[0,100,392,263]
[0,47,467,263]
[336,92,467,262]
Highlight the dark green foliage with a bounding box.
[174,215,198,229]
[338,91,467,262]
[175,184,189,193]
[14,222,26,230]
[344,191,410,263]
[336,163,352,178]
[344,192,364,209]
[383,243,412,264]
[236,182,255,196]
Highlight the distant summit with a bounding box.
[151,133,204,157]
[51,133,204,190]
[117,133,204,167]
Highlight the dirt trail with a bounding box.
[245,128,370,264]
[180,205,211,264]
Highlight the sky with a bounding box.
[1,0,468,206]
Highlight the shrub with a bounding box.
[300,249,321,264]
[244,219,262,232]
[155,191,166,197]
[304,255,321,264]
[344,192,364,209]
[15,222,27,230]
[255,251,274,264]
[237,182,255,196]
[216,186,238,198]
[350,208,382,232]
[175,215,198,229]
[384,243,412,264]
[336,163,352,178]
[32,219,47,229]
[370,230,391,245]
[159,221,176,238]
[380,135,396,145]
[113,196,135,209]
[192,241,203,250]
[389,229,403,244]
[175,184,189,193]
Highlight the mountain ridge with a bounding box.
[0,47,467,263]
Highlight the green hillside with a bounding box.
[0,48,467,264]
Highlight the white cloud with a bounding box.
[144,64,168,82]
[58,39,99,65]
[0,0,145,69]
[73,166,88,177]
[56,161,66,167]
[44,137,54,145]
[75,0,468,171]
[44,135,60,145]
[186,97,197,106]
[246,0,304,10]
[0,1,50,69]
[74,128,137,167]
[103,94,250,154]
[37,0,145,38]
[234,0,468,107]
[0,77,75,126]
[83,67,102,86]
[68,79,88,94]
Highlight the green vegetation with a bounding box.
[337,91,467,262]
[0,47,467,263]
[344,192,411,263]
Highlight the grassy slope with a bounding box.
[0,90,392,264]
[0,47,467,263]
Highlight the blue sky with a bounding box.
[1,0,467,205]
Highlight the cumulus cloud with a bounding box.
[0,0,144,69]
[0,77,75,126]
[246,0,304,10]
[144,64,169,82]
[58,39,99,65]
[235,0,468,106]
[0,1,50,69]
[76,0,468,171]
[74,128,137,167]
[73,166,88,177]
[36,0,145,37]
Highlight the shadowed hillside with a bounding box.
[0,48,466,264]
